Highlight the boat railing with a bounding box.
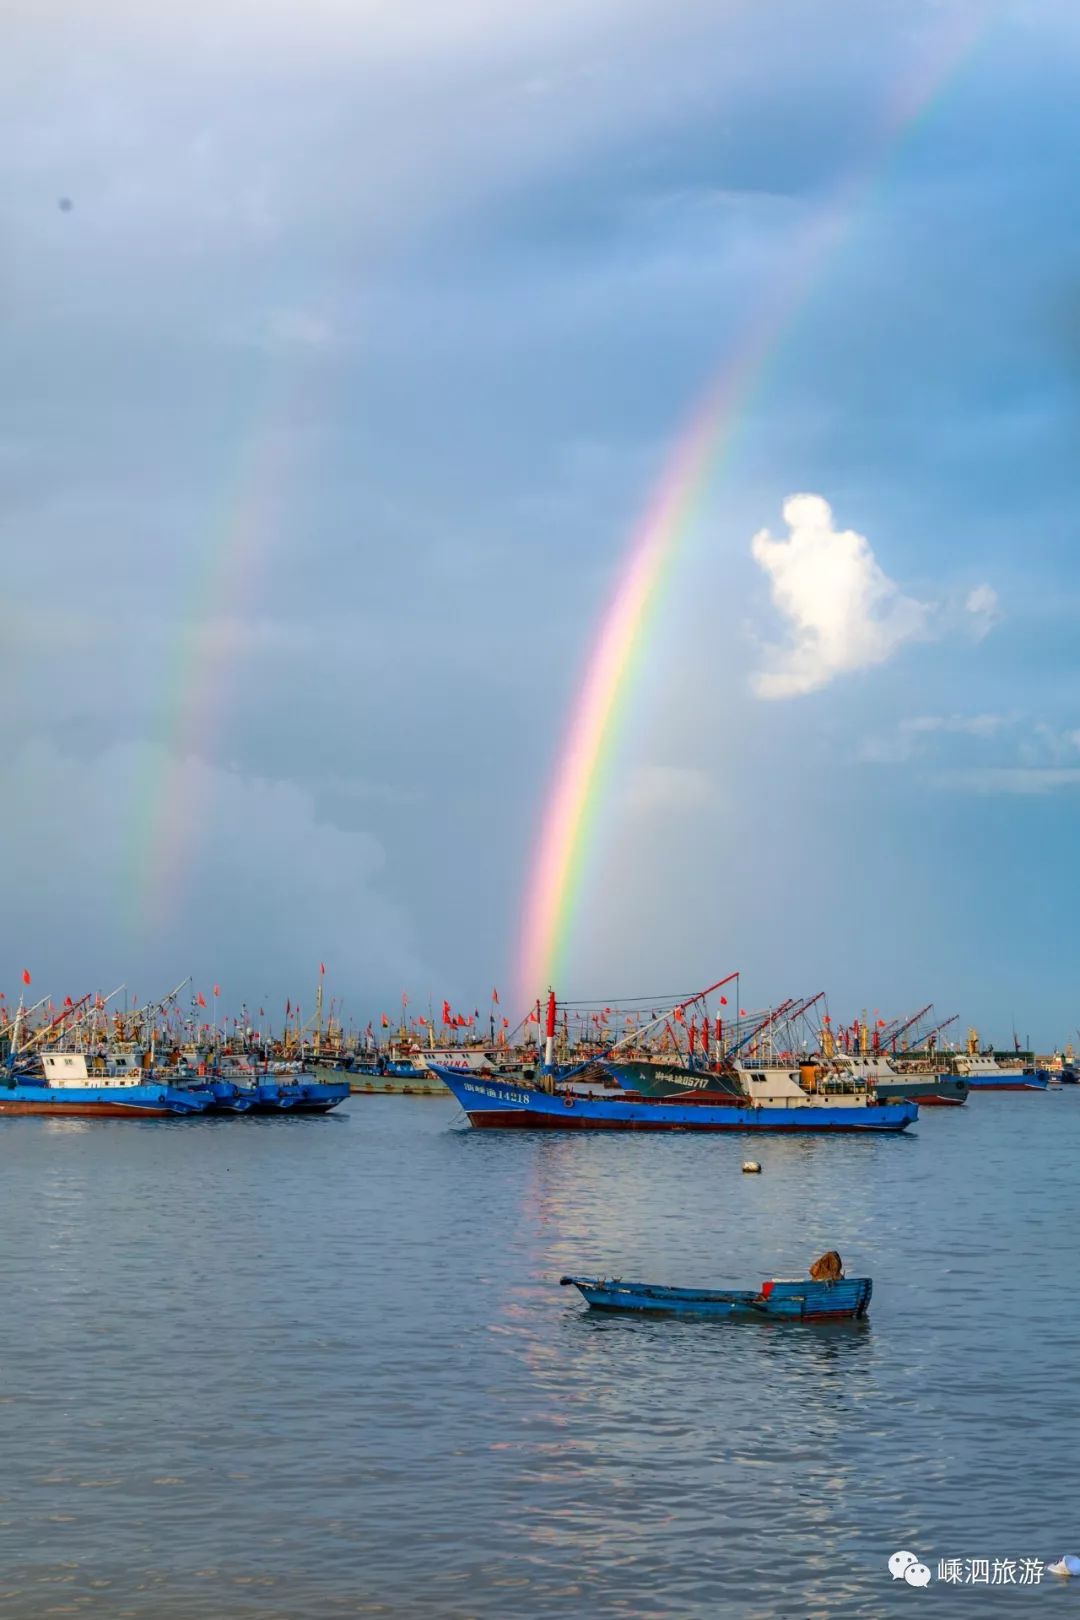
[796,1075,869,1097]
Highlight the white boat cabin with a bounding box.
[735,1060,873,1107]
[952,1053,1006,1078]
[830,1053,899,1084]
[41,1052,146,1089]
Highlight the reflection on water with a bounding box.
[0,1093,1078,1616]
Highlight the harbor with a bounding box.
[4,964,1077,1614]
[4,1085,1080,1616]
[7,0,1078,1608]
[2,973,1065,1122]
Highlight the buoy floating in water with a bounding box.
[742,1160,762,1174]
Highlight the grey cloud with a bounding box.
[3,0,1079,1021]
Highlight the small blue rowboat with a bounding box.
[560,1274,873,1322]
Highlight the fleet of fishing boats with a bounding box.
[0,971,1059,1123]
[333,986,1053,1131]
[2,973,1067,1333]
[0,984,349,1116]
[1,1050,349,1117]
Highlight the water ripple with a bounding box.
[1,1094,1077,1615]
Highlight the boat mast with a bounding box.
[315,978,324,1058]
[8,993,23,1074]
[877,1003,934,1054]
[1,991,50,1062]
[543,989,557,1072]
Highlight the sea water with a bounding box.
[1,1091,1077,1617]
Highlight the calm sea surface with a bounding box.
[2,1092,1079,1617]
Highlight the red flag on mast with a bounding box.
[21,969,31,986]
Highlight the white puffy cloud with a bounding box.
[965,582,1002,638]
[750,494,930,699]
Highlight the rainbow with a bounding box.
[516,11,990,1006]
[130,372,307,935]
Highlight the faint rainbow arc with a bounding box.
[129,389,300,935]
[516,12,990,1005]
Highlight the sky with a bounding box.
[2,0,1079,1043]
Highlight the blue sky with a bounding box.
[3,0,1079,1041]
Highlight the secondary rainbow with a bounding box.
[129,374,306,935]
[516,10,991,1006]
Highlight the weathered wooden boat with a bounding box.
[560,1274,873,1321]
[429,1065,917,1131]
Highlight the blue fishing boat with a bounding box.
[952,1055,1048,1091]
[333,1058,448,1095]
[429,1065,916,1132]
[208,1057,349,1113]
[560,1274,873,1322]
[0,1053,210,1117]
[244,1076,349,1113]
[201,1078,255,1113]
